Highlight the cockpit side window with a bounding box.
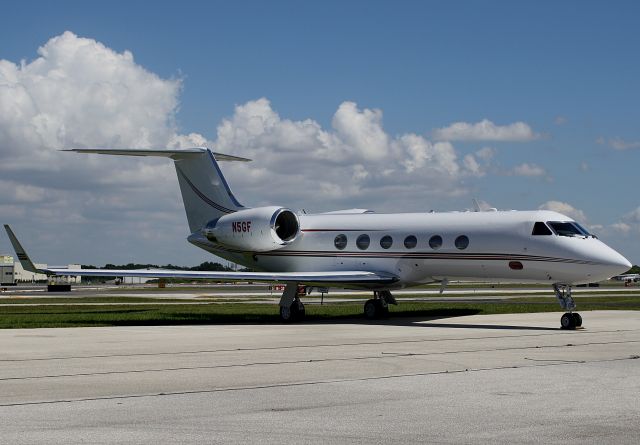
[548,221,586,237]
[573,222,591,236]
[532,221,552,235]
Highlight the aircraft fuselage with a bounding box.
[189,209,630,289]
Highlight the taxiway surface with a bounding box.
[1,311,639,444]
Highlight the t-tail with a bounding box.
[64,148,250,232]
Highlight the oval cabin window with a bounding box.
[429,235,443,250]
[334,234,347,250]
[380,235,393,249]
[404,235,417,249]
[356,234,370,250]
[455,235,469,250]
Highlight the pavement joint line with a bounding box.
[2,338,638,382]
[0,354,636,408]
[1,328,637,363]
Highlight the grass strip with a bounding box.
[1,296,639,329]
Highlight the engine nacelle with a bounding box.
[203,206,300,252]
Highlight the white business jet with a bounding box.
[4,148,631,329]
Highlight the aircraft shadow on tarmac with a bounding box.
[374,319,559,331]
[307,310,559,331]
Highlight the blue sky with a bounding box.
[0,0,639,265]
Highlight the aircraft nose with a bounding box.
[599,247,632,276]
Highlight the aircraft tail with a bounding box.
[64,148,250,232]
[3,224,43,273]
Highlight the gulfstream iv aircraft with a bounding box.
[4,148,632,328]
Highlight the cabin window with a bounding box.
[548,222,585,237]
[334,234,347,250]
[429,235,443,250]
[532,222,552,235]
[356,234,370,250]
[404,235,417,249]
[455,235,469,250]
[380,235,393,249]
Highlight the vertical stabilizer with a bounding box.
[3,225,42,273]
[172,150,246,231]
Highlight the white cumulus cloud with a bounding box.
[608,138,640,150]
[0,32,198,264]
[538,201,587,223]
[212,97,474,210]
[1,32,497,264]
[554,116,568,125]
[611,222,632,234]
[511,163,546,177]
[433,119,537,142]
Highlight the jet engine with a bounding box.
[203,206,300,252]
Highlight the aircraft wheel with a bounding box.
[572,312,582,327]
[295,301,306,320]
[560,313,576,330]
[364,299,378,319]
[280,301,305,323]
[280,305,293,323]
[364,299,389,320]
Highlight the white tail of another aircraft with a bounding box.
[64,148,250,232]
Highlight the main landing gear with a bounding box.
[364,290,397,320]
[553,284,583,330]
[278,283,306,323]
[277,285,399,322]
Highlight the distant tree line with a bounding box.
[627,265,640,274]
[81,261,233,271]
[79,261,239,283]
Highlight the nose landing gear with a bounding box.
[554,284,582,330]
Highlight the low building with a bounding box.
[1,255,14,285]
[122,274,155,284]
[12,262,82,283]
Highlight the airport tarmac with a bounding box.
[0,311,638,444]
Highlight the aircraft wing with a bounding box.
[4,224,398,286]
[43,267,398,286]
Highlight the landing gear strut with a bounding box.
[279,283,305,323]
[554,284,582,330]
[364,290,397,319]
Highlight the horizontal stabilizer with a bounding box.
[63,148,251,162]
[43,268,398,286]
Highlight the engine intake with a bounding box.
[203,206,300,252]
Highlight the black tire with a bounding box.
[280,301,304,323]
[377,300,390,319]
[280,305,294,323]
[364,299,390,319]
[561,313,576,330]
[572,312,582,327]
[295,301,305,320]
[364,299,378,319]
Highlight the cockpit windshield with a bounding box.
[547,221,590,237]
